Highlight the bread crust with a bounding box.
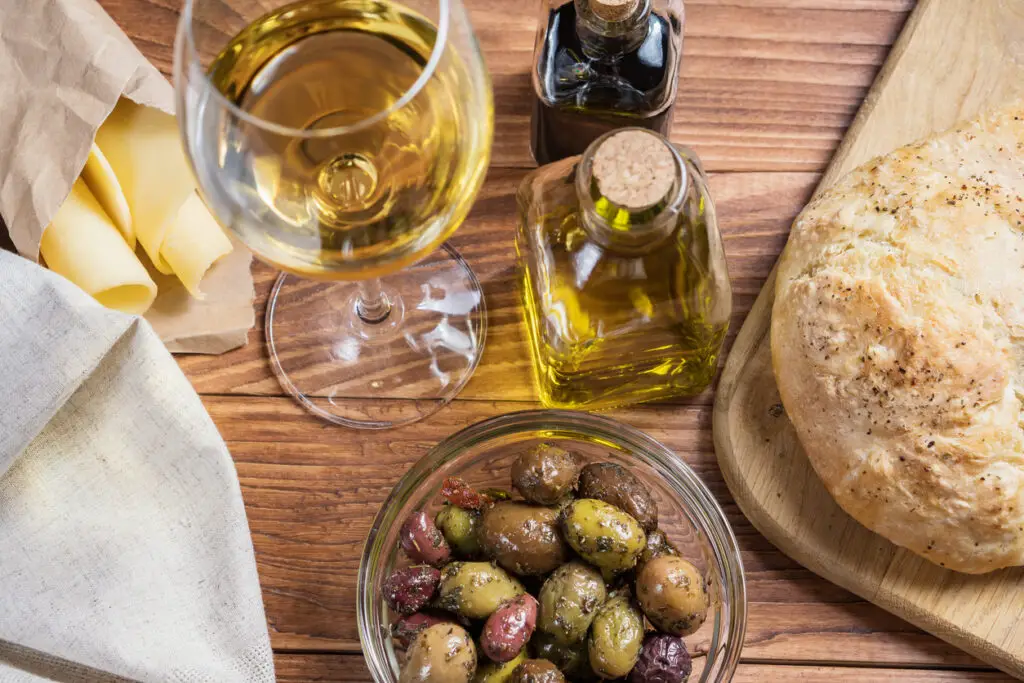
[771,104,1024,574]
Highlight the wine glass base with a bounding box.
[265,243,487,429]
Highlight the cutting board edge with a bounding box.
[714,392,1024,679]
[711,0,941,460]
[713,325,1024,679]
[711,0,1024,676]
[810,0,939,190]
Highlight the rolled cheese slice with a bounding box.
[40,178,158,315]
[160,192,234,298]
[93,99,195,275]
[81,143,134,247]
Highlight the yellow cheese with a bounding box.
[40,178,157,315]
[81,143,134,248]
[93,99,194,275]
[160,193,234,298]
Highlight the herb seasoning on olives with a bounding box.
[385,445,710,683]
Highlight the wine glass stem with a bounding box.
[356,278,391,324]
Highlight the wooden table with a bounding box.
[99,0,1017,680]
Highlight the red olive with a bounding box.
[481,594,538,663]
[383,565,441,615]
[400,510,451,566]
[391,610,456,649]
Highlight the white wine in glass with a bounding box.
[175,0,493,428]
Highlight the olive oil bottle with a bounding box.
[530,0,684,165]
[516,128,731,410]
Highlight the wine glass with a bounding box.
[173,0,493,429]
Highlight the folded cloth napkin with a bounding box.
[0,251,274,682]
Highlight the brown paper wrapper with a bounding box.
[0,0,254,354]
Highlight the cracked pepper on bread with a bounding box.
[772,103,1024,574]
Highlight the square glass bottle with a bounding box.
[516,128,732,410]
[530,0,684,165]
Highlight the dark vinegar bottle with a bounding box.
[530,0,684,165]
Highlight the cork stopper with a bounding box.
[590,0,640,22]
[592,130,676,210]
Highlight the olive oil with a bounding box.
[517,129,730,409]
[203,0,492,280]
[530,0,683,165]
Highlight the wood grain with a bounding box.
[83,0,1012,678]
[713,0,1024,678]
[97,0,911,172]
[175,169,815,398]
[275,654,1015,683]
[217,394,987,668]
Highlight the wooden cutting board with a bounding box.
[712,0,1024,677]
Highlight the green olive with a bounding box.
[636,556,709,636]
[561,499,646,571]
[436,504,482,558]
[436,561,526,620]
[399,623,476,683]
[509,659,566,683]
[537,561,606,645]
[554,495,575,516]
[474,648,528,683]
[599,565,632,588]
[587,596,643,679]
[530,633,590,679]
[481,488,514,502]
[638,528,679,569]
[577,462,657,533]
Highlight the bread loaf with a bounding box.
[772,103,1024,574]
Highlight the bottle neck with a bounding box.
[574,0,651,58]
[575,128,688,254]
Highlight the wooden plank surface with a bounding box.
[713,0,1024,679]
[275,654,1018,683]
[98,0,911,173]
[214,395,994,667]
[174,170,815,398]
[88,0,1024,679]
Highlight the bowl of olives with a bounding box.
[358,410,746,682]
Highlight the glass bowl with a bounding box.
[358,410,746,681]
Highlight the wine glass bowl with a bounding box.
[174,0,493,428]
[177,0,490,280]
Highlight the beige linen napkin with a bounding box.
[0,250,274,682]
